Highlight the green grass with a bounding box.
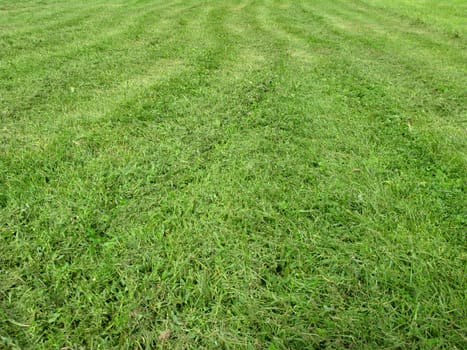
[1,0,466,348]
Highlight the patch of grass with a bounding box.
[1,0,466,348]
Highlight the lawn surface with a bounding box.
[1,0,466,348]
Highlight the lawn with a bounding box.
[0,0,466,348]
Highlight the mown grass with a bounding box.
[1,0,466,348]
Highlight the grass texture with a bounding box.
[0,0,466,348]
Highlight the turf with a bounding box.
[0,0,466,348]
